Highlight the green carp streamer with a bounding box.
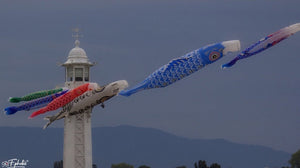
[9,88,64,103]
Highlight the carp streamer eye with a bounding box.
[209,51,220,61]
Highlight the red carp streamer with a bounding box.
[29,83,98,118]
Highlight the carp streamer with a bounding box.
[4,90,68,115]
[29,83,98,118]
[119,40,240,97]
[222,23,300,68]
[9,88,66,103]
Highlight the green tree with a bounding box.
[111,162,134,168]
[210,163,221,168]
[194,160,208,168]
[138,165,151,168]
[53,160,63,168]
[290,149,300,168]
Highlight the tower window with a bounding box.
[75,68,83,81]
[67,67,73,81]
[84,68,89,81]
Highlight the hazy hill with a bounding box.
[0,126,290,168]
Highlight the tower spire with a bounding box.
[72,28,83,40]
[72,28,83,47]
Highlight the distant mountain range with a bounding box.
[0,126,290,168]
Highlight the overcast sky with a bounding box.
[0,0,299,153]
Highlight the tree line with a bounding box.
[110,149,300,168]
[53,149,300,168]
[110,160,221,168]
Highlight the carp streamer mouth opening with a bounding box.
[221,40,241,55]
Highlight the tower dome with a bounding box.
[63,40,93,66]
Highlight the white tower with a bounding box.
[62,30,95,168]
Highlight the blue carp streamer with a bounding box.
[119,40,240,96]
[222,23,300,68]
[4,90,68,115]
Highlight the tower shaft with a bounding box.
[63,110,92,168]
